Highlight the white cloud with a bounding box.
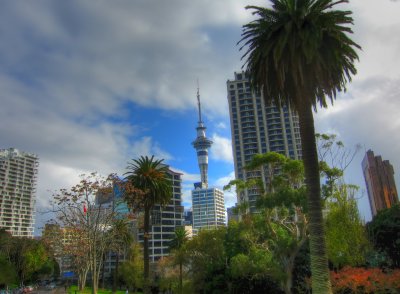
[210,133,233,162]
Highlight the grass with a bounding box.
[67,285,141,294]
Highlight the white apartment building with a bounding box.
[0,148,39,237]
[192,187,225,233]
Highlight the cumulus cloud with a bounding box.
[210,133,233,163]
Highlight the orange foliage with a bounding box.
[331,266,400,293]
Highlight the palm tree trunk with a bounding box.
[179,261,183,293]
[143,207,150,294]
[297,101,332,294]
[112,252,119,293]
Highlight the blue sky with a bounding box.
[1,1,400,234]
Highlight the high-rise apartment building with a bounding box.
[191,87,226,232]
[0,148,38,237]
[138,168,184,262]
[362,149,399,217]
[227,71,302,212]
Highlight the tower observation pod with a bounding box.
[192,86,213,188]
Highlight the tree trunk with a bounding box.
[179,261,183,293]
[143,207,150,294]
[112,252,119,293]
[297,101,332,294]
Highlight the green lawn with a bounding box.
[67,285,141,294]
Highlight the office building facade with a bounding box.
[192,187,225,232]
[362,149,399,217]
[227,71,302,212]
[0,148,38,237]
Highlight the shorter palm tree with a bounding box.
[110,218,133,293]
[124,155,172,294]
[169,227,189,293]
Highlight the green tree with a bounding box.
[169,227,189,293]
[110,218,133,293]
[239,1,360,292]
[0,253,17,288]
[185,228,229,293]
[367,204,400,267]
[119,242,144,293]
[325,185,370,269]
[124,155,172,294]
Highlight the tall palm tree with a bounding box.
[169,227,189,293]
[124,155,172,294]
[239,1,360,293]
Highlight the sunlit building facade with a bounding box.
[362,149,399,217]
[227,71,302,213]
[0,148,38,237]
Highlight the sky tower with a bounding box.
[192,86,213,188]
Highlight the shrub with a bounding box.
[331,266,400,293]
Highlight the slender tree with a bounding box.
[110,218,133,293]
[239,1,360,292]
[124,155,172,294]
[169,227,189,293]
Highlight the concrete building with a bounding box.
[137,168,184,262]
[192,187,225,232]
[0,148,38,237]
[362,149,399,217]
[191,86,226,232]
[227,71,302,213]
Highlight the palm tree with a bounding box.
[169,227,189,293]
[124,155,172,294]
[239,1,360,293]
[110,218,133,293]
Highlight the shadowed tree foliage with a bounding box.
[367,204,400,268]
[239,1,360,292]
[124,155,172,294]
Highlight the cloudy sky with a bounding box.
[1,0,399,234]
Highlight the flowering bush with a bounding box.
[331,266,400,293]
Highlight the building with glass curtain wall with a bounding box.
[0,148,38,237]
[227,71,302,213]
[362,149,399,217]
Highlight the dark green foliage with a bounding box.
[239,1,360,292]
[0,229,56,285]
[367,204,400,267]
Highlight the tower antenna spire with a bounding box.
[197,79,202,123]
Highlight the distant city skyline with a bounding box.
[1,1,399,234]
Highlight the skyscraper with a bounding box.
[227,71,302,213]
[0,148,39,237]
[362,149,399,217]
[191,86,226,232]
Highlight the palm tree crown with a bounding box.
[124,155,172,210]
[240,0,360,109]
